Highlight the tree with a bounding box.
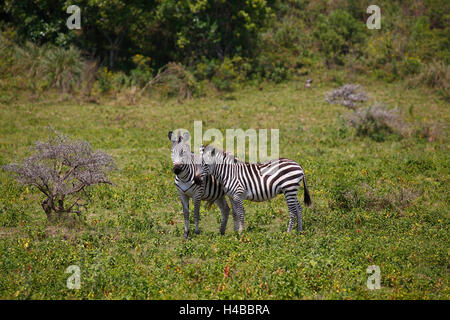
[2,134,116,222]
[314,9,366,67]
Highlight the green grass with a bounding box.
[0,76,448,299]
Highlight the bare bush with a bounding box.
[346,103,410,140]
[418,122,445,142]
[326,84,368,109]
[2,134,116,222]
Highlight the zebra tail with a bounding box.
[302,175,312,206]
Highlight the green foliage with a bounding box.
[130,55,153,88]
[414,60,450,99]
[0,77,448,299]
[1,0,449,95]
[96,67,114,94]
[313,9,366,67]
[41,45,84,94]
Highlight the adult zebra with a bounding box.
[200,144,311,234]
[169,131,232,238]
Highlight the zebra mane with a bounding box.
[201,144,244,164]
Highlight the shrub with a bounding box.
[41,45,84,94]
[325,84,368,109]
[96,67,114,94]
[415,60,449,99]
[330,182,420,213]
[130,54,153,88]
[313,10,366,67]
[2,134,116,222]
[81,60,99,98]
[417,121,445,142]
[13,41,45,81]
[142,62,198,102]
[346,103,409,141]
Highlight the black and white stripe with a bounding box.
[200,145,311,233]
[169,131,231,238]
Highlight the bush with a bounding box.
[346,103,409,141]
[41,45,84,94]
[330,181,420,213]
[313,9,366,67]
[96,67,114,94]
[326,84,368,109]
[142,62,198,102]
[2,134,116,222]
[417,121,445,142]
[415,60,449,99]
[130,54,153,88]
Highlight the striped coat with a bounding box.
[169,131,232,238]
[200,145,311,233]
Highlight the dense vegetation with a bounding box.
[1,0,449,101]
[0,0,448,300]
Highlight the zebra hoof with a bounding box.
[184,231,189,239]
[195,229,201,235]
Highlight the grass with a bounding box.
[0,75,448,299]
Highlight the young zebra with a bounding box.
[169,131,232,238]
[200,144,311,234]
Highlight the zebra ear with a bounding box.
[168,131,173,141]
[183,131,190,142]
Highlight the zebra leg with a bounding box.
[284,190,299,233]
[193,196,201,235]
[215,197,230,235]
[296,200,303,232]
[228,196,239,231]
[179,193,190,239]
[231,200,239,231]
[231,194,245,234]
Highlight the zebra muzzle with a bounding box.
[173,164,182,175]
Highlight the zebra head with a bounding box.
[199,144,219,176]
[168,130,191,175]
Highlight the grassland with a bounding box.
[0,74,448,299]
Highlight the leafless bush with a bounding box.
[326,84,368,109]
[346,103,410,140]
[2,134,116,222]
[418,122,445,142]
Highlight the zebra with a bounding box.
[169,131,233,238]
[199,144,311,234]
